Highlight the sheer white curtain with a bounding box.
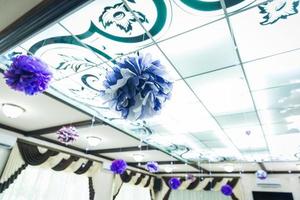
[169,190,231,200]
[115,183,152,200]
[0,165,89,200]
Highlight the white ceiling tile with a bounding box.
[187,67,254,115]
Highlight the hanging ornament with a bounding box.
[221,184,233,196]
[168,177,181,190]
[110,159,127,174]
[57,126,79,144]
[4,55,52,95]
[100,53,173,121]
[186,174,196,182]
[245,130,251,136]
[256,169,267,180]
[146,161,159,173]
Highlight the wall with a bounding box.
[240,174,300,200]
[0,0,42,31]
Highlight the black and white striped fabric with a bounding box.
[112,170,162,200]
[156,176,242,200]
[0,141,101,200]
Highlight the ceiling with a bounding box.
[1,0,300,173]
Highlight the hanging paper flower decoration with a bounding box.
[168,177,181,190]
[57,126,79,144]
[256,170,267,180]
[146,161,159,173]
[221,184,233,196]
[4,55,52,95]
[110,159,127,174]
[100,53,173,120]
[186,174,196,182]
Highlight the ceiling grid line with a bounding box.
[220,0,271,156]
[122,0,247,161]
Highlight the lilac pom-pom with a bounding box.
[4,55,52,95]
[186,174,196,182]
[146,161,159,173]
[168,177,181,190]
[256,170,267,180]
[57,126,79,144]
[100,53,173,120]
[221,184,233,196]
[110,159,127,174]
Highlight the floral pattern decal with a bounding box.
[259,0,299,25]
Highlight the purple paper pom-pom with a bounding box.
[4,55,52,95]
[57,126,79,144]
[168,177,181,190]
[221,184,233,196]
[146,161,159,173]
[100,53,173,120]
[110,159,127,174]
[256,170,267,180]
[186,174,196,182]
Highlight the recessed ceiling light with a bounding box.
[164,166,174,173]
[2,103,25,118]
[224,165,234,173]
[132,153,144,162]
[86,136,102,147]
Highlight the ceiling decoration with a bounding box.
[1,0,300,166]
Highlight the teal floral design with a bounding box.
[99,3,148,34]
[259,0,299,25]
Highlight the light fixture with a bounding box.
[2,103,25,118]
[132,153,144,162]
[86,136,102,147]
[164,166,174,173]
[224,165,234,173]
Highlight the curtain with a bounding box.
[0,141,101,200]
[169,190,231,200]
[112,170,161,200]
[115,183,152,200]
[0,165,89,200]
[155,177,243,200]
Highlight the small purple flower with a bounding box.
[100,53,173,120]
[110,159,127,174]
[57,126,79,144]
[168,177,181,190]
[221,184,233,196]
[256,170,267,180]
[146,161,159,173]
[4,55,52,95]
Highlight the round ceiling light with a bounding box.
[132,153,144,162]
[2,103,25,118]
[224,165,234,173]
[164,166,174,173]
[86,136,102,147]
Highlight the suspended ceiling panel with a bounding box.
[102,150,177,163]
[1,0,300,165]
[43,125,141,150]
[0,75,89,131]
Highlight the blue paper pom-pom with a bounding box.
[168,177,181,190]
[221,184,233,196]
[100,53,173,120]
[146,161,159,173]
[4,55,52,95]
[256,170,267,180]
[110,159,127,174]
